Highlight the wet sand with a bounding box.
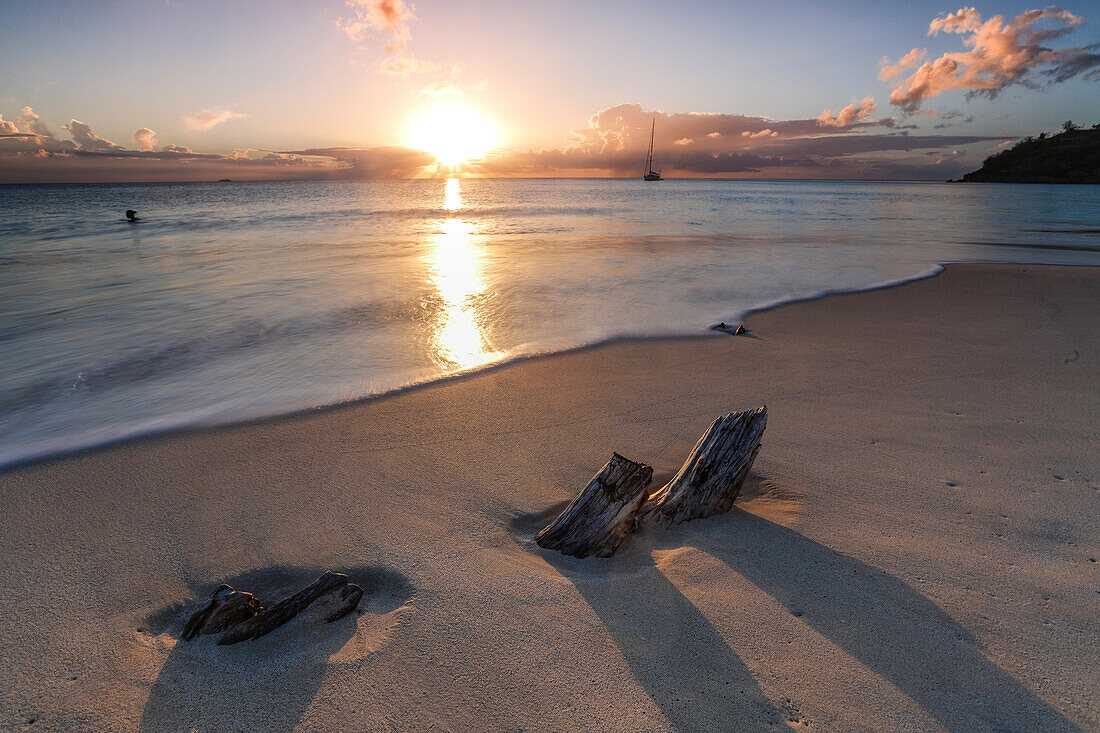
[1,263,1096,732]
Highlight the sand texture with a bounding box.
[1,264,1097,732]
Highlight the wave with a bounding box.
[0,264,950,472]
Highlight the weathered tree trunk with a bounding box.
[181,585,264,641]
[535,453,653,558]
[640,406,767,529]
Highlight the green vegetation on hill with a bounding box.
[960,122,1100,184]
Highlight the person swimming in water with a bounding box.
[125,209,139,222]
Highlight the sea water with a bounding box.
[1,177,1097,467]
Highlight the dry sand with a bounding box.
[1,263,1097,732]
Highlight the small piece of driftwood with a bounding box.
[535,453,653,558]
[181,571,363,645]
[181,585,264,641]
[640,406,767,529]
[711,322,746,335]
[219,571,360,645]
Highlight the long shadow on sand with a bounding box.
[138,565,411,733]
[689,509,1082,733]
[529,499,1081,733]
[540,547,791,732]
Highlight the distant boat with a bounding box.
[643,119,662,181]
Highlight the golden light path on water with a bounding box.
[428,178,502,370]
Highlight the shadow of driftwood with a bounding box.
[542,549,790,732]
[690,510,1082,733]
[139,565,410,733]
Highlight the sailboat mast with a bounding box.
[647,119,655,172]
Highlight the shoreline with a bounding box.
[10,259,1099,474]
[0,260,1032,474]
[1,262,1097,731]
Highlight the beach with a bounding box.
[0,262,1096,731]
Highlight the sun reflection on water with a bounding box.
[428,179,501,370]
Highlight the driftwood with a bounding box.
[640,406,767,529]
[711,322,746,335]
[535,453,653,558]
[182,571,363,645]
[219,571,360,645]
[181,585,264,641]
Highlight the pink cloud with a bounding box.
[889,6,1100,113]
[182,108,246,132]
[61,119,124,152]
[133,128,158,151]
[17,106,54,137]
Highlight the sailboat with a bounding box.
[643,119,662,181]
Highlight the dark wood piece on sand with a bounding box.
[535,453,653,558]
[711,322,746,335]
[181,571,363,645]
[640,406,767,529]
[181,585,264,641]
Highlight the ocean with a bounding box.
[1,177,1097,468]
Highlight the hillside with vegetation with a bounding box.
[960,122,1100,184]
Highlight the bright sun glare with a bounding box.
[407,103,498,167]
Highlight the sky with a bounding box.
[1,0,1099,182]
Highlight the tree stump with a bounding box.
[640,406,767,529]
[535,453,653,558]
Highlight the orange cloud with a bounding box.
[889,6,1100,113]
[879,48,928,81]
[817,97,877,127]
[339,0,414,53]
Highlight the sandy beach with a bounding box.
[0,263,1096,732]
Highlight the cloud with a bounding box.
[282,146,436,178]
[61,119,125,151]
[377,53,438,76]
[888,6,1100,113]
[420,81,464,98]
[0,103,1010,183]
[17,106,54,137]
[133,128,158,151]
[473,103,1006,180]
[0,107,75,154]
[879,48,928,81]
[817,97,877,127]
[339,0,414,52]
[182,108,246,132]
[566,103,894,157]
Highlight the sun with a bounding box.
[406,103,498,167]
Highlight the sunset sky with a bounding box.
[2,0,1099,182]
